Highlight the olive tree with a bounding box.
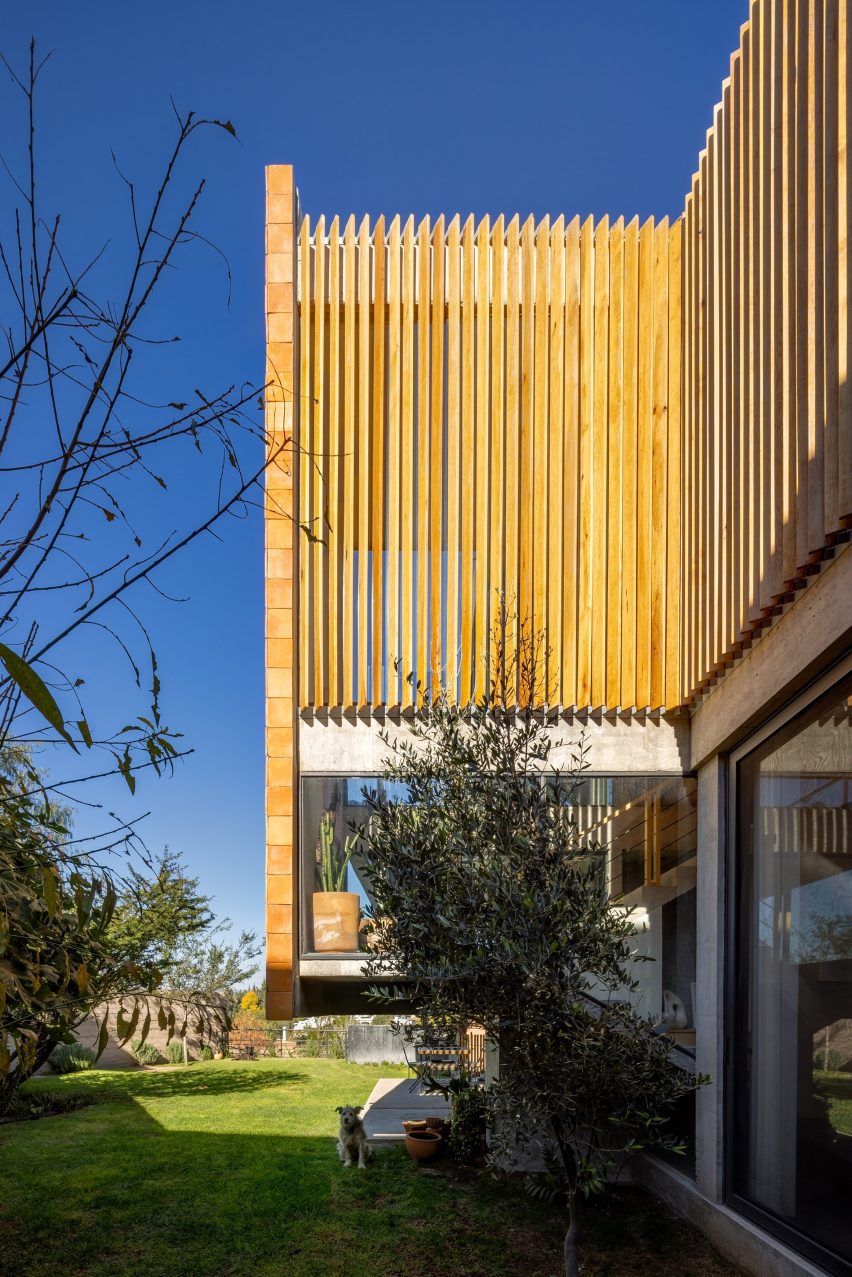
[359,618,705,1277]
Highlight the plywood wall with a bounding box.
[296,214,683,712]
[682,0,851,700]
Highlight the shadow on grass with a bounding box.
[30,1060,309,1102]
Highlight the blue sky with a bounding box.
[2,1,747,949]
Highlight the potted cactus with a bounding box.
[312,811,361,952]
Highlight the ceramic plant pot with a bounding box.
[312,891,360,952]
[405,1129,442,1162]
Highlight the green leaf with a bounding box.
[96,1015,110,1060]
[41,867,58,917]
[77,718,93,748]
[0,643,75,749]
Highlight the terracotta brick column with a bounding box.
[265,164,298,1020]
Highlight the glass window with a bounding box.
[733,671,852,1270]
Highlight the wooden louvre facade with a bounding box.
[265,0,852,1019]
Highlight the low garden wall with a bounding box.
[345,1023,412,1066]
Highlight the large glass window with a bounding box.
[300,774,698,1020]
[732,670,852,1273]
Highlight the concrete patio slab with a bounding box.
[361,1076,451,1146]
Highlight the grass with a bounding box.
[0,1059,742,1277]
[814,1069,852,1135]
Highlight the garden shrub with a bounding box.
[198,1045,214,1061]
[130,1039,160,1065]
[165,1040,186,1064]
[48,1044,96,1074]
[449,1085,488,1164]
[6,1090,96,1121]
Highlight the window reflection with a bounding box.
[734,674,852,1268]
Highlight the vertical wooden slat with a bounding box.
[807,0,826,554]
[327,217,341,708]
[357,216,371,707]
[756,0,772,614]
[666,219,683,709]
[621,216,639,709]
[416,217,431,702]
[781,2,798,584]
[430,217,445,691]
[342,217,356,707]
[591,216,610,709]
[533,217,550,685]
[769,0,784,601]
[548,216,565,705]
[651,218,669,708]
[839,0,851,521]
[519,216,536,677]
[504,216,521,699]
[740,27,754,639]
[721,83,733,656]
[682,192,694,703]
[475,215,493,700]
[400,217,416,708]
[312,217,327,706]
[606,218,624,710]
[823,0,840,536]
[795,0,811,571]
[445,216,462,701]
[563,217,581,707]
[487,216,505,693]
[636,216,654,707]
[577,216,595,708]
[299,215,312,707]
[460,215,476,703]
[386,215,401,708]
[370,217,385,706]
[731,52,746,642]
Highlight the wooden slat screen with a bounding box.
[681,0,852,701]
[296,215,683,712]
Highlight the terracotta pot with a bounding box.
[424,1116,450,1140]
[405,1129,442,1162]
[311,891,360,952]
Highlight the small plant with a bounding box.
[198,1045,214,1061]
[48,1044,96,1075]
[315,811,358,892]
[165,1039,186,1064]
[5,1090,96,1121]
[130,1039,160,1066]
[449,1085,488,1164]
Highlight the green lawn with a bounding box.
[0,1059,741,1277]
[814,1070,852,1136]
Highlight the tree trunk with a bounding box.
[563,1193,580,1277]
[0,1024,57,1117]
[548,1117,581,1277]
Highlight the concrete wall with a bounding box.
[345,1023,413,1066]
[68,998,225,1069]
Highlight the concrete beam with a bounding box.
[690,545,852,770]
[299,711,691,775]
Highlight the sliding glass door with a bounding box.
[731,666,852,1274]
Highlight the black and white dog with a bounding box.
[336,1105,370,1168]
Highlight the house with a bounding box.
[263,2,851,1273]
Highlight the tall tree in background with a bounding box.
[0,42,291,1097]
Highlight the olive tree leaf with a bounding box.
[0,643,76,749]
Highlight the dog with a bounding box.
[336,1104,370,1168]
